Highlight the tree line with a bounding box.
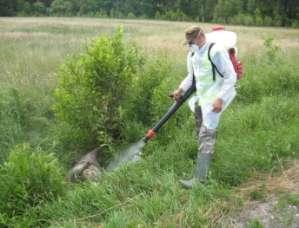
[1,0,298,27]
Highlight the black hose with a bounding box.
[143,82,196,142]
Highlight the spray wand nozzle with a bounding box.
[142,129,156,143]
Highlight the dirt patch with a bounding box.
[232,160,299,228]
[234,196,299,228]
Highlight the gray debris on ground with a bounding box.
[224,160,299,228]
[68,148,102,182]
[232,196,299,228]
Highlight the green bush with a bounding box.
[124,58,172,125]
[54,28,142,152]
[0,144,65,218]
[120,58,170,142]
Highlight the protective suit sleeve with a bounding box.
[179,51,193,92]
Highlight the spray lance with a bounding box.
[142,83,195,143]
[106,80,195,171]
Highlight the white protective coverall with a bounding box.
[179,37,237,129]
[179,30,238,188]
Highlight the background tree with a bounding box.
[0,0,298,27]
[0,0,17,16]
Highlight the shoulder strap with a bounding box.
[208,43,224,81]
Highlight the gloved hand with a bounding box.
[170,88,184,101]
[212,98,223,113]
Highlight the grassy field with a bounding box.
[0,17,299,227]
[1,17,298,97]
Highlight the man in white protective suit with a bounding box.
[171,26,237,189]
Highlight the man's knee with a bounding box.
[199,126,217,154]
[199,125,216,139]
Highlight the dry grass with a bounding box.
[208,160,299,227]
[237,159,299,196]
[1,17,298,57]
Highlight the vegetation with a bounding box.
[53,28,142,156]
[0,88,23,163]
[1,0,299,27]
[0,18,298,226]
[0,144,65,225]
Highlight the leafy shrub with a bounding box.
[124,58,171,124]
[119,58,170,142]
[54,28,143,153]
[0,144,65,218]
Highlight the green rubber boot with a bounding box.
[179,152,212,189]
[179,126,216,189]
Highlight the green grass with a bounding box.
[0,17,299,227]
[0,87,23,162]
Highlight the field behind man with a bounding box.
[0,17,299,227]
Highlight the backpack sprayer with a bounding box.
[106,83,195,171]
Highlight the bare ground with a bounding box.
[222,160,299,228]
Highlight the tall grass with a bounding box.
[0,87,23,162]
[10,39,299,228]
[0,18,298,227]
